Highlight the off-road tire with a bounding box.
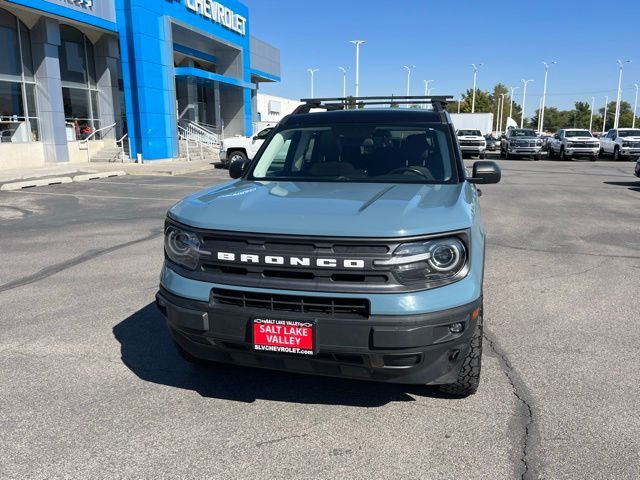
[560,147,569,161]
[613,147,620,161]
[438,315,483,397]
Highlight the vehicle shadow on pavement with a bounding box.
[603,181,640,192]
[113,303,456,407]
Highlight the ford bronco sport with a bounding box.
[156,96,501,397]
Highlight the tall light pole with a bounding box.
[509,86,519,122]
[350,40,366,98]
[538,97,543,132]
[338,66,348,97]
[633,83,639,129]
[423,79,434,109]
[307,68,319,98]
[521,79,534,128]
[498,93,506,135]
[539,61,556,134]
[614,59,631,129]
[403,65,415,97]
[471,63,483,113]
[589,96,595,132]
[602,95,609,134]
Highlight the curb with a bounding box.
[0,177,73,191]
[72,171,127,182]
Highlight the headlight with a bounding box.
[622,141,630,147]
[165,224,206,270]
[566,142,573,147]
[536,140,543,146]
[375,237,468,286]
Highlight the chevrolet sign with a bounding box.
[185,0,247,36]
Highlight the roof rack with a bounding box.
[293,96,453,114]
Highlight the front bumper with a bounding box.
[508,146,544,156]
[565,147,599,156]
[619,147,640,157]
[156,286,482,385]
[460,146,486,154]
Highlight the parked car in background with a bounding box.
[219,127,273,167]
[500,128,544,160]
[484,134,499,151]
[456,129,487,158]
[599,128,640,161]
[548,129,599,161]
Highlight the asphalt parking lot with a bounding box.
[1,159,639,479]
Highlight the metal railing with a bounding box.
[116,133,129,163]
[179,121,221,146]
[78,122,117,162]
[178,124,220,162]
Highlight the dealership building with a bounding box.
[0,0,280,168]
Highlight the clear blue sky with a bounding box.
[244,0,640,117]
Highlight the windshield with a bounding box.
[249,124,458,184]
[510,129,536,137]
[618,129,640,137]
[565,130,592,138]
[458,130,482,136]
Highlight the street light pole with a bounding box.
[350,40,366,98]
[423,79,434,109]
[521,79,534,128]
[471,63,483,113]
[498,93,505,135]
[539,61,556,134]
[403,65,415,97]
[509,86,519,122]
[614,59,631,129]
[589,96,595,132]
[307,68,319,98]
[602,95,608,134]
[338,66,348,97]
[633,83,639,129]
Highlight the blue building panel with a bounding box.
[1,0,279,163]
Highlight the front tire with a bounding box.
[613,147,621,161]
[229,150,248,164]
[590,155,597,162]
[560,147,570,161]
[438,315,483,397]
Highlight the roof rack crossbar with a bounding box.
[294,96,453,114]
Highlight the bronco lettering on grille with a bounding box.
[216,252,366,269]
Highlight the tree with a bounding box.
[458,88,491,113]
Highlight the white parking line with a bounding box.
[2,190,182,202]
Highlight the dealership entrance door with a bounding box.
[175,76,219,132]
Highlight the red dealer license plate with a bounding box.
[252,318,315,355]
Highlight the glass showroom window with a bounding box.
[59,25,100,141]
[0,8,39,144]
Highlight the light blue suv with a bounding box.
[156,97,501,396]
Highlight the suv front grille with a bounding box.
[212,288,370,318]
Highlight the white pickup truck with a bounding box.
[548,128,599,161]
[599,128,640,161]
[456,129,487,158]
[219,127,274,167]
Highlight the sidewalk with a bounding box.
[0,159,221,186]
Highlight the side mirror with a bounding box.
[229,159,249,179]
[467,161,501,185]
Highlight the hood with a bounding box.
[169,180,477,237]
[567,137,595,142]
